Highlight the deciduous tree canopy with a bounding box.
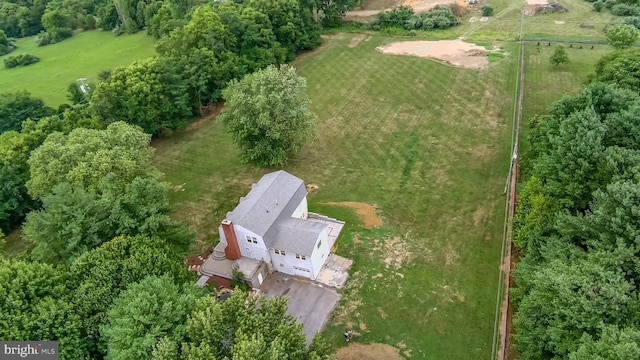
[220,64,316,166]
[26,121,158,200]
[0,91,54,135]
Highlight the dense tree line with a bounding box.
[0,235,331,359]
[90,0,321,137]
[0,0,357,47]
[513,49,640,358]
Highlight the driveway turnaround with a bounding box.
[260,272,340,344]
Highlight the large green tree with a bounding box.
[0,260,88,359]
[569,326,640,360]
[606,24,639,49]
[26,121,158,200]
[70,235,192,356]
[0,165,36,232]
[312,0,358,27]
[0,91,54,135]
[90,59,192,136]
[513,254,638,359]
[101,275,205,360]
[220,64,315,166]
[248,0,321,60]
[592,48,640,92]
[149,290,331,360]
[24,176,189,263]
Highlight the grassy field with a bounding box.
[154,34,517,358]
[0,31,156,107]
[522,43,611,121]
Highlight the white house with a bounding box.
[207,171,342,283]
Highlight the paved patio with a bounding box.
[259,272,340,344]
[315,254,353,289]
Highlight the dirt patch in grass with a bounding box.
[377,40,492,69]
[349,34,370,48]
[526,0,547,4]
[323,202,383,229]
[336,343,403,360]
[372,236,413,270]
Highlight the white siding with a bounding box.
[309,228,329,279]
[271,249,295,275]
[290,197,308,219]
[234,226,271,262]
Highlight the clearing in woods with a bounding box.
[154,34,517,359]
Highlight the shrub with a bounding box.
[35,27,72,46]
[482,5,494,16]
[593,1,605,11]
[621,16,640,29]
[4,54,40,69]
[611,3,640,16]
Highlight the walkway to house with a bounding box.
[260,272,341,344]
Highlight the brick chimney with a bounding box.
[221,219,241,260]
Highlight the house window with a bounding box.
[275,249,286,256]
[317,240,322,249]
[295,254,306,260]
[245,236,258,244]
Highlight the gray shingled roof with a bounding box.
[270,217,327,256]
[227,170,307,241]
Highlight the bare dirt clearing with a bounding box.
[323,202,383,229]
[377,40,492,69]
[336,343,403,360]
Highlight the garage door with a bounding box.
[293,266,311,278]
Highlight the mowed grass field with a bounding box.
[0,31,156,107]
[154,34,517,359]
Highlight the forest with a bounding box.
[513,48,640,359]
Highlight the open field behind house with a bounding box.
[154,34,517,359]
[0,31,156,107]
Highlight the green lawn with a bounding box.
[522,42,611,121]
[0,30,156,107]
[154,34,517,359]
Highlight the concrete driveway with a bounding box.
[260,272,340,344]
